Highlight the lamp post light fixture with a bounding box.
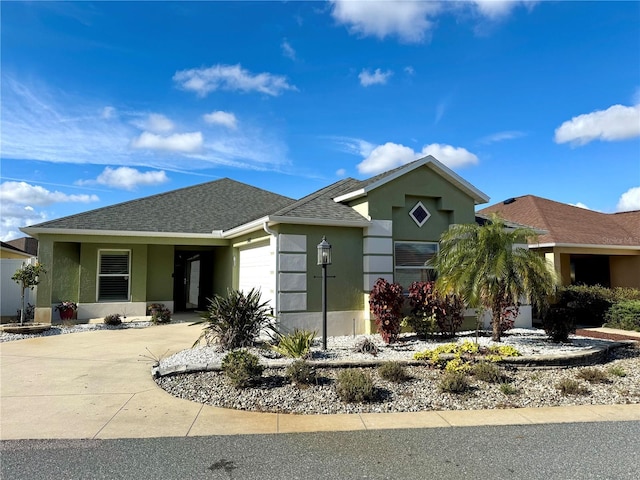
[317,236,332,350]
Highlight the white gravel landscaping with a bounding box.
[155,329,640,415]
[0,321,153,342]
[158,329,610,370]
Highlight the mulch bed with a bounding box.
[575,329,640,342]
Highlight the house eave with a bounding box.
[20,227,223,239]
[531,242,640,251]
[219,215,372,239]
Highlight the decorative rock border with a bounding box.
[152,340,634,378]
[0,323,52,335]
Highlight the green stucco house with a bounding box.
[22,155,493,334]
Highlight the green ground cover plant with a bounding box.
[604,300,640,331]
[336,369,375,403]
[271,329,315,358]
[222,350,264,388]
[378,361,409,383]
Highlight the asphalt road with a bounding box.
[1,421,638,480]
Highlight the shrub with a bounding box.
[611,287,640,302]
[604,301,640,332]
[271,329,316,358]
[556,378,589,395]
[554,285,614,326]
[608,366,627,377]
[336,369,375,403]
[221,350,264,388]
[353,337,379,356]
[103,313,122,326]
[378,361,409,383]
[147,303,171,324]
[472,362,505,383]
[438,371,469,394]
[286,360,318,386]
[402,314,438,339]
[576,367,610,384]
[499,382,518,395]
[194,288,272,350]
[406,281,464,338]
[369,278,405,344]
[542,306,576,342]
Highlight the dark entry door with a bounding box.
[173,250,214,311]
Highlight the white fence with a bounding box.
[1,258,37,321]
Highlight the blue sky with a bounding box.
[1,0,639,241]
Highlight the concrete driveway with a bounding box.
[1,322,638,440]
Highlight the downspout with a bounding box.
[263,222,279,322]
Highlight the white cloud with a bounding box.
[1,76,290,175]
[570,202,590,210]
[335,168,347,177]
[130,131,203,153]
[331,136,375,158]
[404,66,415,75]
[203,111,238,129]
[479,130,526,144]
[137,113,174,133]
[617,186,640,212]
[330,1,536,43]
[356,142,478,175]
[554,104,640,145]
[101,106,116,119]
[173,64,297,97]
[330,0,440,43]
[0,181,99,206]
[281,40,296,60]
[78,167,169,191]
[471,1,536,19]
[0,181,99,240]
[359,68,393,87]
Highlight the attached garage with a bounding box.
[237,240,276,312]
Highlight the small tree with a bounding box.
[369,278,404,343]
[432,214,557,342]
[11,263,46,326]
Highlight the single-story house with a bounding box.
[21,155,534,333]
[479,195,640,289]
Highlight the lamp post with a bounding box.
[317,236,332,350]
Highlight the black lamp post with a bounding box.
[317,236,332,350]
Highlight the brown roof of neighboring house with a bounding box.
[479,195,640,247]
[5,237,38,256]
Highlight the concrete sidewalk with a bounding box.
[1,323,638,441]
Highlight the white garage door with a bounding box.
[238,242,274,312]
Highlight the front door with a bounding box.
[174,250,214,311]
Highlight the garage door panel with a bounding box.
[239,243,274,309]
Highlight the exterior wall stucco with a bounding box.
[610,255,640,288]
[146,244,174,301]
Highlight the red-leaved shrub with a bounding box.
[369,278,405,343]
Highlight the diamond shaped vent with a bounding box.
[409,201,431,227]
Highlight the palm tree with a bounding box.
[431,214,557,341]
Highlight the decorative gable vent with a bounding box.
[409,201,431,227]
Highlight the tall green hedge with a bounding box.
[604,301,640,332]
[554,285,640,326]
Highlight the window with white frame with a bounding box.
[98,250,130,301]
[394,241,438,287]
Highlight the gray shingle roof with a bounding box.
[29,178,295,234]
[272,178,368,223]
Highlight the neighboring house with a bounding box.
[5,237,39,257]
[480,195,640,289]
[22,155,517,332]
[1,242,36,322]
